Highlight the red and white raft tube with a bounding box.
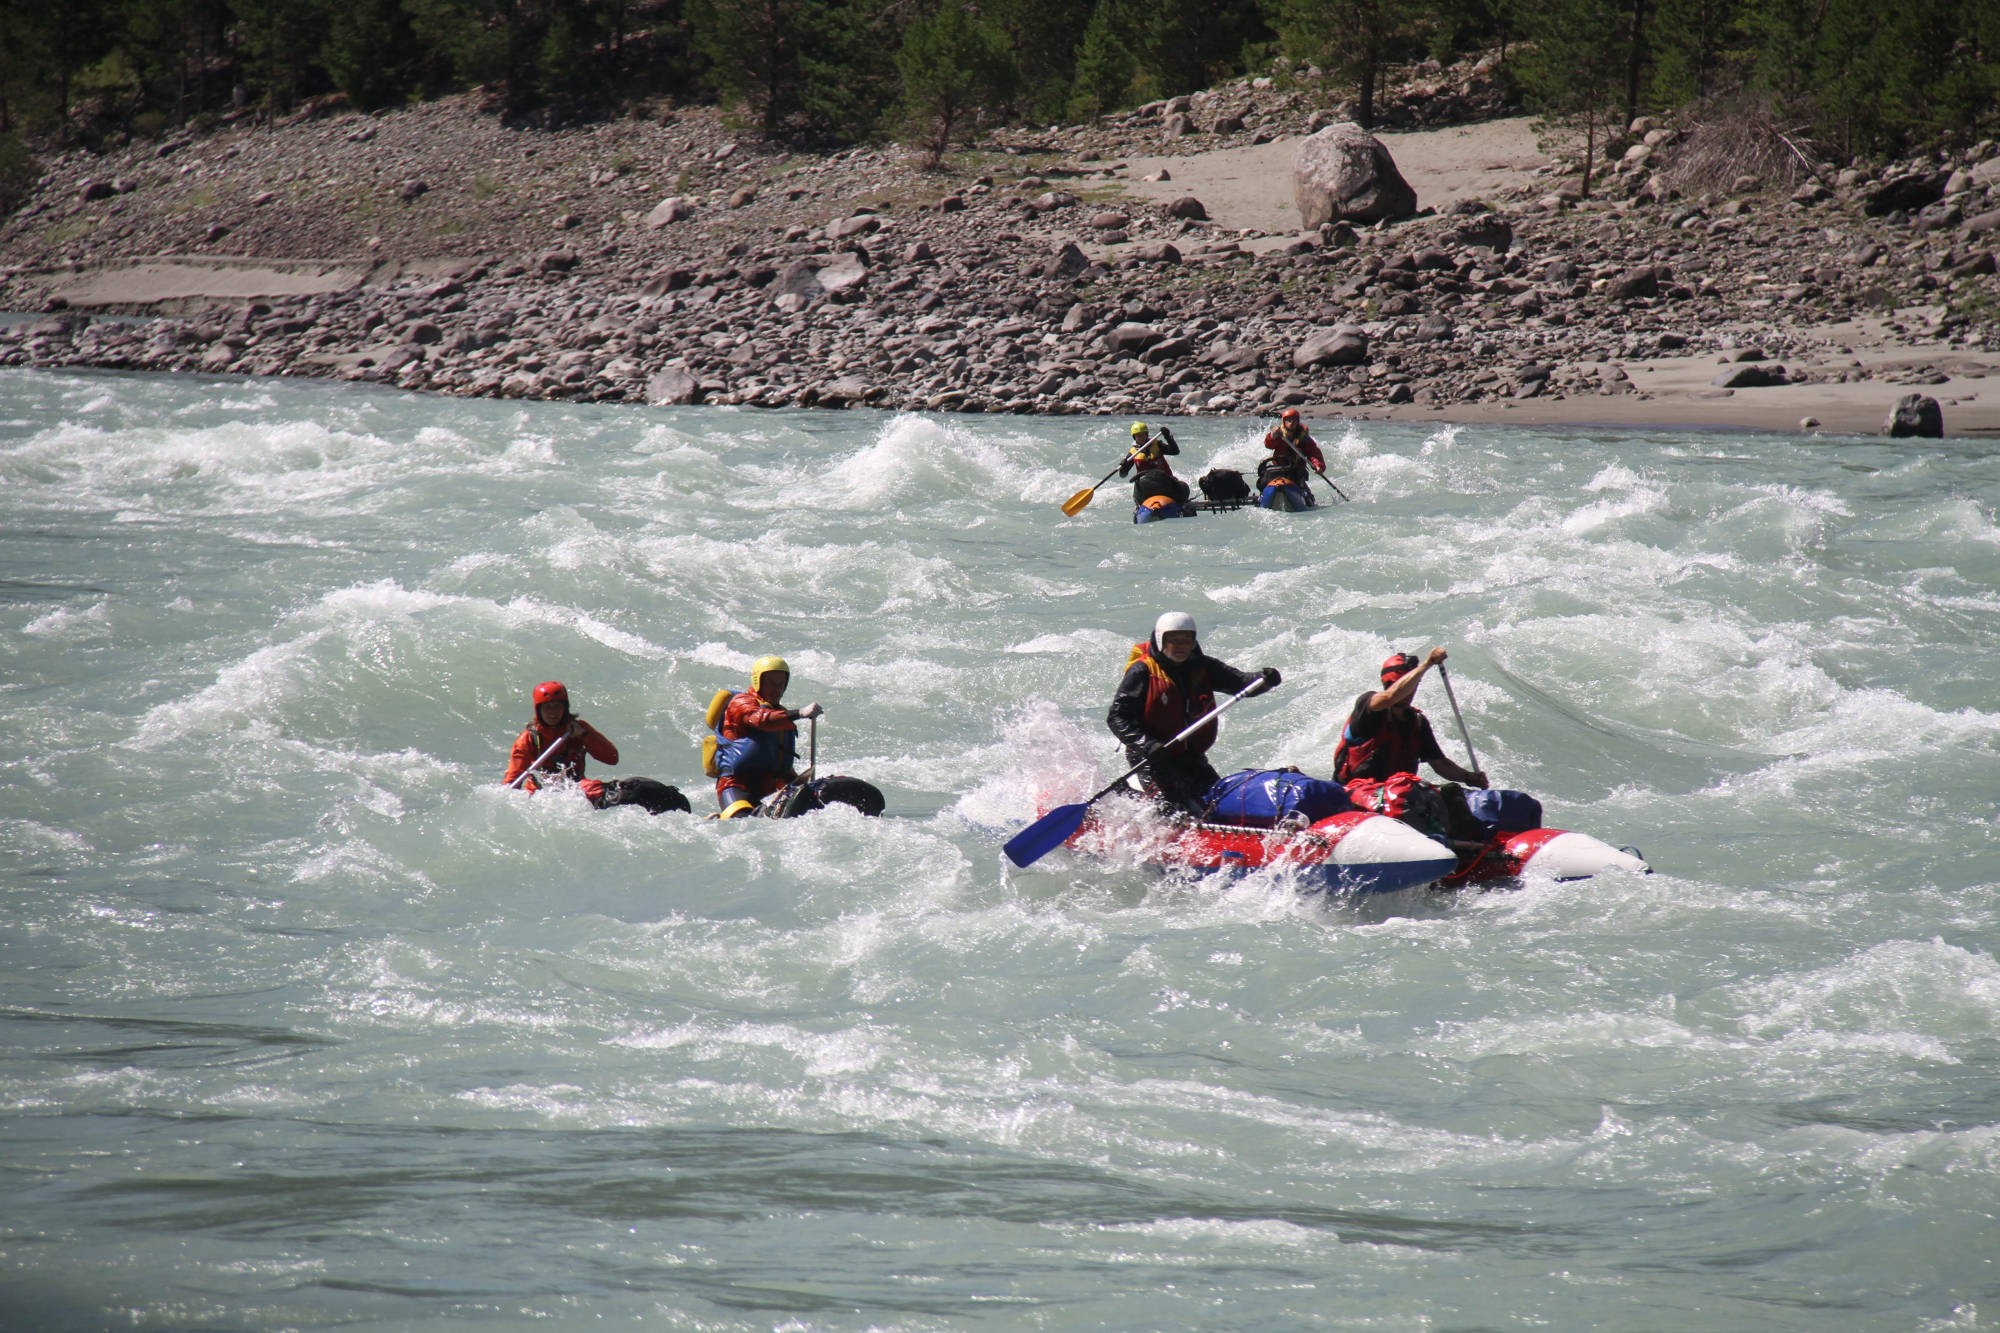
[1443,826,1648,886]
[1069,809,1648,896]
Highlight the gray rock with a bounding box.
[828,213,880,240]
[80,179,115,202]
[1608,265,1662,300]
[1044,242,1091,279]
[817,257,869,294]
[1952,250,1997,277]
[1163,113,1195,137]
[1166,196,1209,221]
[1964,209,2000,237]
[1060,303,1094,333]
[1130,241,1181,265]
[1866,174,1945,217]
[645,196,694,228]
[773,260,824,301]
[1207,344,1264,371]
[728,186,758,208]
[902,241,934,263]
[539,250,579,273]
[1089,211,1131,230]
[816,376,873,406]
[647,368,704,404]
[1292,326,1369,370]
[1711,363,1788,388]
[1884,393,1943,437]
[1104,322,1164,355]
[1293,123,1417,228]
[399,179,429,202]
[1028,191,1078,213]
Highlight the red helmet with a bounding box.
[1379,652,1419,685]
[1280,407,1302,423]
[532,680,569,708]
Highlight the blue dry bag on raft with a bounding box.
[1202,768,1354,828]
[1464,788,1543,836]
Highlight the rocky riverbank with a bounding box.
[3,68,1998,432]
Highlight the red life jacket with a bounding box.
[1332,704,1425,783]
[1344,772,1449,839]
[520,720,586,781]
[1126,641,1217,755]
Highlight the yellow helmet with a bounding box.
[750,655,789,696]
[1130,421,1148,437]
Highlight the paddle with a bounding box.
[504,730,571,790]
[1003,673,1276,869]
[1061,445,1146,517]
[767,712,822,819]
[1436,664,1481,775]
[1273,427,1349,504]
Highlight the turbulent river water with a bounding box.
[3,366,1998,1331]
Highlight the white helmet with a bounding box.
[1153,611,1197,641]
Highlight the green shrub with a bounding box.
[0,132,43,217]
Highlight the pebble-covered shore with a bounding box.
[3,67,1997,416]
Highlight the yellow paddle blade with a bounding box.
[1060,486,1097,517]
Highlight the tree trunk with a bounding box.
[1580,104,1596,199]
[1623,0,1648,134]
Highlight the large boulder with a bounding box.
[1712,363,1787,388]
[1044,242,1091,279]
[1865,174,1945,217]
[1292,326,1370,370]
[816,257,869,295]
[1104,323,1164,355]
[647,368,703,405]
[827,213,880,241]
[645,196,694,228]
[1293,124,1417,229]
[772,261,824,302]
[1607,265,1664,300]
[1884,393,1943,438]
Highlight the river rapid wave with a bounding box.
[3,367,1998,1330]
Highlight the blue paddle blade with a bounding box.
[1003,801,1090,868]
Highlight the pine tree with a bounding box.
[1068,0,1136,119]
[1269,0,1415,128]
[1516,0,1632,195]
[321,0,418,108]
[895,1,1014,166]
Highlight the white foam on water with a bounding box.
[957,700,1107,829]
[812,412,1027,509]
[9,375,2000,1325]
[1726,937,2000,1045]
[22,599,112,639]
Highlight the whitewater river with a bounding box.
[3,367,1997,1330]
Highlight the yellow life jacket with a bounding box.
[699,688,732,777]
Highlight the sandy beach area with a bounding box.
[1118,116,1553,235]
[1118,118,1997,436]
[6,99,1992,436]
